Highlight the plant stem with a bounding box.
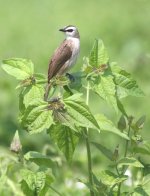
[117,183,121,196]
[117,119,132,196]
[46,184,63,196]
[84,129,94,196]
[124,124,131,158]
[86,81,90,105]
[44,83,51,101]
[84,81,94,196]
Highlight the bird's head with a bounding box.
[59,25,80,39]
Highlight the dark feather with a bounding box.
[48,39,72,82]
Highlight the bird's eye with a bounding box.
[67,29,73,32]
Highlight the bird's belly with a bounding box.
[68,50,79,67]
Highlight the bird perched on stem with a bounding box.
[44,25,80,100]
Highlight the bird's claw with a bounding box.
[66,73,75,82]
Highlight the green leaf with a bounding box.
[99,170,127,187]
[2,58,34,80]
[118,115,127,131]
[68,72,83,92]
[63,93,100,131]
[89,39,109,67]
[35,172,46,196]
[53,109,77,132]
[0,167,7,191]
[21,180,34,196]
[95,114,129,140]
[111,63,144,98]
[132,175,150,196]
[92,173,108,195]
[22,104,54,134]
[133,185,149,196]
[24,151,55,167]
[143,174,150,184]
[116,98,128,117]
[21,169,37,196]
[77,179,98,194]
[34,73,47,84]
[48,124,79,162]
[91,142,113,161]
[118,157,144,168]
[133,141,150,155]
[92,74,118,112]
[135,115,146,130]
[19,91,26,113]
[20,169,52,196]
[82,57,93,74]
[23,84,45,108]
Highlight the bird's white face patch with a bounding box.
[65,26,77,37]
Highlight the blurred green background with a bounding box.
[0,0,150,194]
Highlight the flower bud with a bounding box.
[10,130,22,153]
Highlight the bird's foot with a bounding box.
[66,73,75,82]
[48,96,61,103]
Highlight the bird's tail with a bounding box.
[44,83,51,101]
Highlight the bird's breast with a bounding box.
[67,37,80,67]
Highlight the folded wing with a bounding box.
[48,40,72,82]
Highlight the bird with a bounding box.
[44,25,80,100]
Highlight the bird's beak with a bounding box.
[59,28,66,32]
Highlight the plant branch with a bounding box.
[86,81,90,105]
[115,165,120,176]
[84,81,94,196]
[46,184,63,196]
[117,117,132,196]
[44,83,51,101]
[124,122,131,158]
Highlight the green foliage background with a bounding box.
[0,0,150,195]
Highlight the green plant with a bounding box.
[1,39,150,196]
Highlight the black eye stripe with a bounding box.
[66,29,73,32]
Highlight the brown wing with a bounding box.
[48,40,72,82]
